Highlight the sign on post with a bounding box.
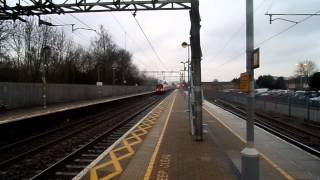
[253,48,260,69]
[240,72,250,93]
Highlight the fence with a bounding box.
[203,90,320,123]
[0,82,153,109]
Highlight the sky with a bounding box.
[12,0,320,82]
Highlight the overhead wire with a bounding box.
[131,15,168,70]
[68,12,164,75]
[256,8,320,47]
[210,0,268,61]
[14,0,88,46]
[109,12,161,70]
[68,14,95,30]
[23,0,171,71]
[117,0,168,70]
[64,11,164,71]
[50,16,90,44]
[19,0,91,44]
[212,4,320,71]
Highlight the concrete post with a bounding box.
[241,0,260,179]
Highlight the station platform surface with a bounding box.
[203,100,320,180]
[76,90,299,180]
[0,91,153,125]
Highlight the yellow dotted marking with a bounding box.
[203,107,295,180]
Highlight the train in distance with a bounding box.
[155,82,187,94]
[155,83,173,94]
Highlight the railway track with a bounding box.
[206,98,320,158]
[0,93,167,179]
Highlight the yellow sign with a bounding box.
[240,72,250,93]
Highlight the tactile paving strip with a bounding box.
[89,97,171,180]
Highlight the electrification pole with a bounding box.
[241,0,260,179]
[190,0,202,141]
[41,46,50,109]
[112,63,118,86]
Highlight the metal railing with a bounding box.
[204,90,320,123]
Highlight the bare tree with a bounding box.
[295,60,318,77]
[0,19,147,85]
[295,60,318,89]
[8,21,24,67]
[0,21,12,62]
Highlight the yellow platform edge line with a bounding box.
[203,106,295,180]
[78,94,171,180]
[89,94,173,180]
[143,91,177,180]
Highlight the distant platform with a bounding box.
[0,91,154,125]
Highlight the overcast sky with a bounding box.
[17,0,320,82]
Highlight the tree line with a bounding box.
[231,72,320,90]
[0,18,150,85]
[229,60,319,90]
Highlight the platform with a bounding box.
[0,91,154,125]
[203,100,320,180]
[75,89,304,180]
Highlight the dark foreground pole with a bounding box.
[190,0,203,141]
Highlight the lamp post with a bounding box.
[304,63,308,89]
[180,61,188,83]
[181,41,193,134]
[112,62,118,86]
[181,41,191,88]
[41,46,51,109]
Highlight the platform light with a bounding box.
[181,42,189,48]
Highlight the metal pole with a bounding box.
[97,66,101,82]
[113,68,115,86]
[307,99,310,122]
[288,95,292,119]
[187,45,193,135]
[42,68,47,109]
[190,66,195,135]
[190,0,203,141]
[241,0,260,179]
[184,64,186,82]
[188,45,191,111]
[41,46,50,109]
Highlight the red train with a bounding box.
[155,83,174,94]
